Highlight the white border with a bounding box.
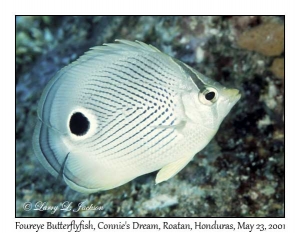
[3,0,298,232]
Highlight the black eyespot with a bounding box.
[69,112,90,136]
[205,92,215,101]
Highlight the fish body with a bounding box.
[33,40,240,193]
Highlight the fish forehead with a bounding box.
[174,59,225,92]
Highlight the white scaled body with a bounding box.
[33,40,241,193]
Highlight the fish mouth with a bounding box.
[223,88,241,103]
[230,89,241,102]
[216,88,241,121]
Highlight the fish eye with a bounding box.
[205,91,215,101]
[69,112,90,136]
[199,87,218,105]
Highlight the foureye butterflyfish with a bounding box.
[32,40,241,193]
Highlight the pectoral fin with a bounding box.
[150,120,187,135]
[155,155,193,184]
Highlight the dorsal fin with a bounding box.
[64,40,166,73]
[81,39,161,60]
[108,39,161,52]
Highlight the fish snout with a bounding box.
[222,88,241,103]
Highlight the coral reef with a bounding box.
[237,21,284,57]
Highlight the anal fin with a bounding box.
[155,155,193,184]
